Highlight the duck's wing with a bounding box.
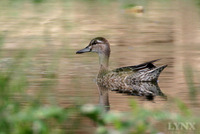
[113,59,160,72]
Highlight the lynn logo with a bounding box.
[168,122,196,131]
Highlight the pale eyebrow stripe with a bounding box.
[96,40,103,43]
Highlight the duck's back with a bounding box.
[97,59,167,92]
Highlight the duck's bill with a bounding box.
[76,47,91,54]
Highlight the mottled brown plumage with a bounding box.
[76,37,167,96]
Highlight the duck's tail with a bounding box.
[130,65,167,82]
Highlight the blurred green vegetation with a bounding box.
[195,0,200,6]
[81,100,199,134]
[184,66,198,100]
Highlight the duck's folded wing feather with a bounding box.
[113,59,160,72]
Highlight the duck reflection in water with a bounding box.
[97,82,166,111]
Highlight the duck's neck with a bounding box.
[98,53,109,73]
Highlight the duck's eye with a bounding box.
[92,41,97,45]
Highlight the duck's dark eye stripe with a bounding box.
[92,41,97,45]
[90,40,96,45]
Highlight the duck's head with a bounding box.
[76,37,110,57]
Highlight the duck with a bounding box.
[76,37,167,93]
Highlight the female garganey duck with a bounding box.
[76,37,167,93]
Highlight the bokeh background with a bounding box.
[0,0,200,133]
